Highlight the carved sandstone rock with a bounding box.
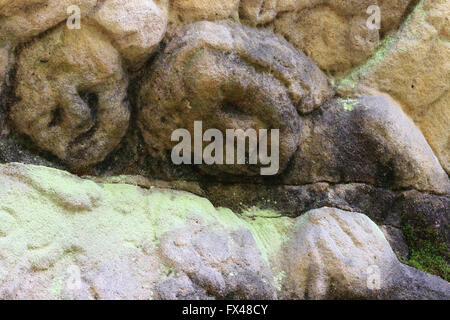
[138,21,333,176]
[91,0,168,67]
[240,0,280,25]
[10,25,130,170]
[0,0,98,45]
[282,207,450,299]
[169,0,240,25]
[284,95,450,195]
[0,44,10,97]
[0,163,448,300]
[0,163,276,299]
[337,0,450,174]
[274,0,413,73]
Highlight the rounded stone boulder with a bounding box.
[336,0,450,173]
[273,0,412,73]
[169,0,240,25]
[282,207,450,299]
[138,21,333,176]
[91,0,168,67]
[10,24,130,170]
[0,0,98,45]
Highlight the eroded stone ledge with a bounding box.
[0,163,448,300]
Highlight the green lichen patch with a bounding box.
[336,34,398,92]
[336,98,359,112]
[216,207,294,266]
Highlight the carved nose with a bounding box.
[60,89,98,131]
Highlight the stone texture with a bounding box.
[284,95,450,195]
[0,44,11,104]
[240,0,280,25]
[0,163,276,299]
[169,0,240,25]
[337,0,450,173]
[0,0,448,301]
[10,25,130,170]
[390,190,450,248]
[273,0,413,73]
[415,91,450,174]
[0,0,98,45]
[381,225,410,261]
[0,45,9,90]
[0,163,448,300]
[205,182,397,221]
[282,207,449,299]
[138,21,333,176]
[91,0,168,67]
[205,181,450,249]
[156,222,276,299]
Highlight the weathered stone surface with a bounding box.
[1,163,448,300]
[0,163,276,299]
[206,181,450,249]
[381,225,410,261]
[0,44,11,113]
[91,0,168,67]
[0,45,9,92]
[10,25,130,170]
[0,1,448,301]
[138,21,333,176]
[390,190,450,248]
[240,0,280,25]
[337,0,450,173]
[282,207,449,299]
[205,182,397,221]
[415,91,450,174]
[284,96,450,195]
[273,0,413,73]
[169,0,240,25]
[87,174,205,197]
[156,222,276,299]
[0,0,98,45]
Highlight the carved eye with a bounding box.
[48,105,63,127]
[78,91,99,119]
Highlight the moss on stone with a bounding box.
[402,225,449,281]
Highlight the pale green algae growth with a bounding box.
[337,98,359,111]
[16,162,102,196]
[273,271,287,291]
[1,163,402,296]
[0,163,296,295]
[101,181,295,268]
[337,35,398,92]
[49,276,65,300]
[215,207,294,266]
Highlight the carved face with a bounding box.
[10,25,130,169]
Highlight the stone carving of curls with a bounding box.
[138,21,333,176]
